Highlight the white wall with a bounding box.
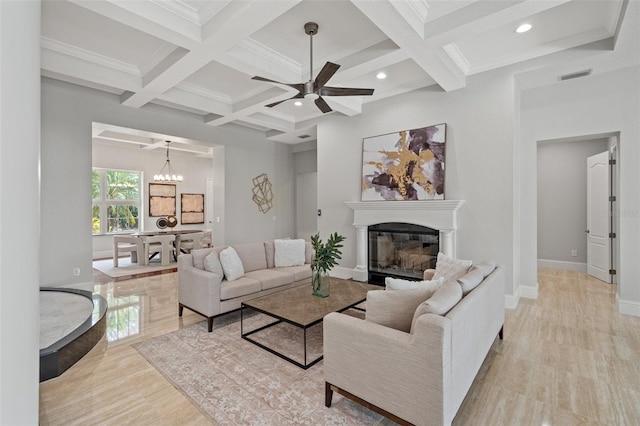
[92,142,214,258]
[520,65,640,313]
[0,1,40,423]
[41,78,295,286]
[537,138,608,265]
[318,68,517,296]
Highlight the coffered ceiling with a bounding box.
[42,0,627,146]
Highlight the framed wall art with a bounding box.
[181,193,205,224]
[149,183,176,217]
[361,123,446,201]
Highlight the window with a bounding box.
[92,168,141,235]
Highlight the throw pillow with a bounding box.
[366,288,433,333]
[410,281,463,332]
[432,252,472,282]
[385,277,444,296]
[203,251,224,277]
[191,248,214,270]
[219,247,245,281]
[274,238,306,267]
[457,268,484,296]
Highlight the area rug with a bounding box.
[92,257,176,278]
[133,311,386,425]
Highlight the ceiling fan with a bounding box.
[252,22,374,113]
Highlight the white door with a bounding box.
[296,172,317,240]
[586,151,610,282]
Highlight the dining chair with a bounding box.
[113,235,144,267]
[143,234,175,266]
[201,230,213,248]
[174,232,204,259]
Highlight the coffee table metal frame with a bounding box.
[240,281,374,369]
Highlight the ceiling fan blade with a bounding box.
[315,96,332,113]
[252,76,304,92]
[265,92,303,108]
[314,62,340,89]
[320,86,374,97]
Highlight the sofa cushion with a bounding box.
[245,269,295,291]
[432,252,472,282]
[457,268,484,296]
[232,242,267,272]
[191,248,215,270]
[264,241,275,268]
[220,247,245,281]
[274,265,312,281]
[473,260,496,278]
[274,239,306,267]
[410,281,463,332]
[385,276,444,293]
[220,277,261,300]
[366,288,433,333]
[203,251,223,277]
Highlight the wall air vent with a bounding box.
[298,134,311,139]
[559,69,592,81]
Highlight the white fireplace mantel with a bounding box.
[346,200,465,282]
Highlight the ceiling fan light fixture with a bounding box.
[516,23,532,33]
[304,92,319,100]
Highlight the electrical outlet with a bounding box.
[73,267,81,276]
[571,250,578,257]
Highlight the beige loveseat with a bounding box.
[324,264,505,426]
[178,241,313,332]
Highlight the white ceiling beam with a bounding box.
[351,0,465,92]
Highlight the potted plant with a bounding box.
[310,232,346,297]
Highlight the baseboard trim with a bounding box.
[520,284,538,300]
[618,298,640,317]
[537,259,587,272]
[93,250,112,260]
[331,266,354,280]
[504,292,519,310]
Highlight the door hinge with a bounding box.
[609,269,617,275]
[609,232,616,238]
[609,196,616,202]
[609,159,616,165]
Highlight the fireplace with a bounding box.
[346,200,464,283]
[368,223,439,285]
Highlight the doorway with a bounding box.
[536,134,618,283]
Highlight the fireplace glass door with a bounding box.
[368,223,439,285]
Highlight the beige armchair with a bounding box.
[324,266,505,426]
[113,235,144,267]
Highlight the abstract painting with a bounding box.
[181,193,204,224]
[149,183,176,216]
[361,123,446,201]
[252,173,273,213]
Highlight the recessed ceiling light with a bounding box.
[294,101,303,107]
[376,71,387,80]
[516,23,532,33]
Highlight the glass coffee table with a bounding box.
[241,278,379,369]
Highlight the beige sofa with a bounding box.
[177,241,313,331]
[324,265,505,426]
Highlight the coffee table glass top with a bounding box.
[242,278,380,327]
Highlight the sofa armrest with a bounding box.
[324,312,452,426]
[424,268,436,280]
[178,254,223,317]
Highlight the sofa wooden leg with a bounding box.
[499,325,504,340]
[178,303,184,317]
[325,382,333,407]
[207,317,214,332]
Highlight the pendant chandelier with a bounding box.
[153,140,183,184]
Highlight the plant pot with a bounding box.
[312,270,330,298]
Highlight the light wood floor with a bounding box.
[39,268,640,425]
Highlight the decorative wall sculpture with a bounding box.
[361,123,446,201]
[149,183,176,216]
[252,173,273,213]
[181,193,205,224]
